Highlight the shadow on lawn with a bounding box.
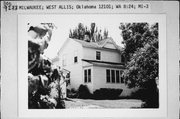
[67,84,159,108]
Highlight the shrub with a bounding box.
[77,84,92,99]
[67,88,78,98]
[131,88,159,108]
[93,88,123,100]
[131,89,145,99]
[71,88,77,93]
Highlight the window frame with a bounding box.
[84,68,91,83]
[111,70,115,83]
[96,51,101,60]
[74,50,78,63]
[74,56,78,63]
[84,70,88,83]
[106,69,111,83]
[88,69,91,82]
[116,70,120,83]
[106,69,124,84]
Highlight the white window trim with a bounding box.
[96,51,101,60]
[106,69,124,84]
[84,68,91,83]
[74,50,78,63]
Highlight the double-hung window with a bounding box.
[74,51,78,63]
[106,69,110,83]
[84,69,91,83]
[111,70,115,83]
[116,70,120,83]
[106,69,124,84]
[96,51,101,60]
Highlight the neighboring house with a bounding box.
[57,37,135,97]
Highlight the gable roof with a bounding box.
[73,39,100,49]
[82,59,125,69]
[82,59,124,65]
[58,38,123,55]
[73,37,122,51]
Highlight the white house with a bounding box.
[57,37,135,97]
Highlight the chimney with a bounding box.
[84,32,90,42]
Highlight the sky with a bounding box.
[27,14,156,59]
[42,14,124,59]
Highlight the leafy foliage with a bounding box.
[77,84,92,99]
[119,23,159,108]
[124,39,158,88]
[119,23,158,88]
[69,23,108,42]
[28,24,65,109]
[93,88,123,100]
[119,23,158,61]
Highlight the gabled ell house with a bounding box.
[57,37,134,97]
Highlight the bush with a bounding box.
[67,88,78,98]
[77,84,92,99]
[93,88,123,100]
[71,88,77,93]
[131,89,145,99]
[131,88,159,108]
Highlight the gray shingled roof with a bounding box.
[73,39,101,48]
[72,38,122,51]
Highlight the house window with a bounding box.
[84,69,91,83]
[74,56,78,63]
[88,69,91,82]
[96,51,101,60]
[74,51,78,63]
[106,69,110,83]
[106,69,124,84]
[84,70,87,83]
[111,70,115,83]
[116,70,120,83]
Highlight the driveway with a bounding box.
[64,98,143,109]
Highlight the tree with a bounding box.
[119,23,151,61]
[119,23,159,108]
[28,24,65,109]
[69,23,108,42]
